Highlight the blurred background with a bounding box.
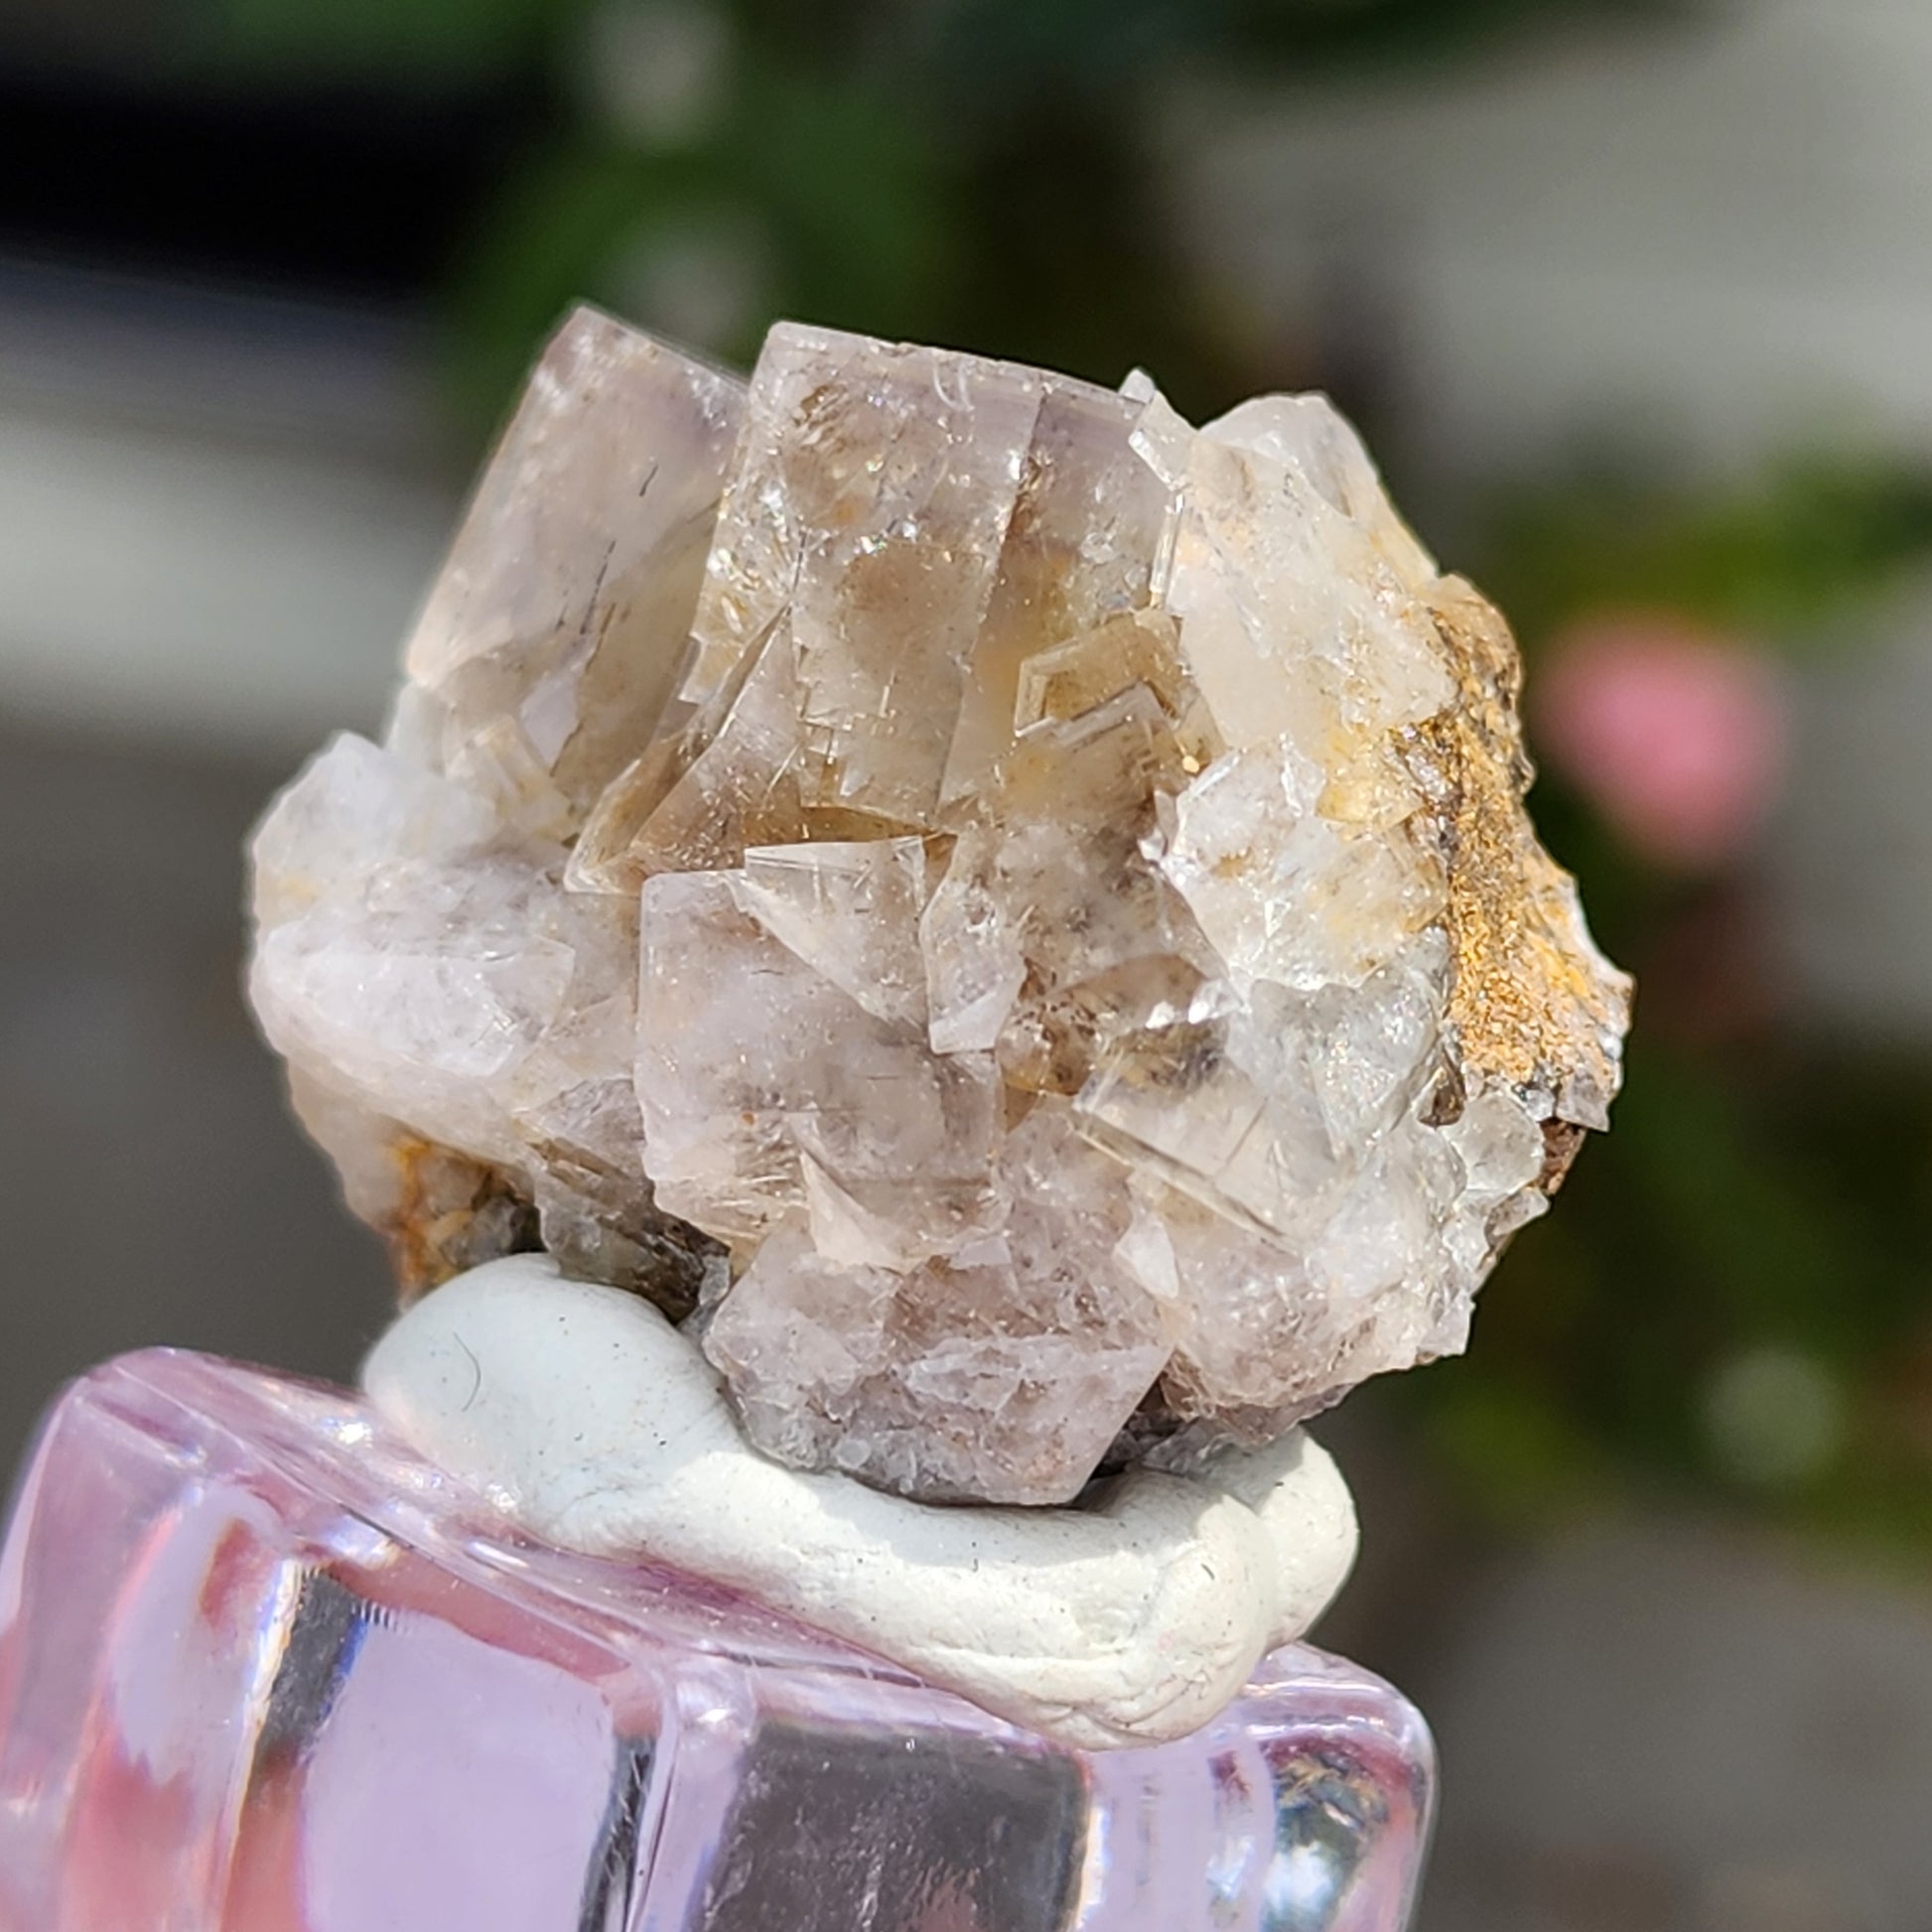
[4,1,1932,1925]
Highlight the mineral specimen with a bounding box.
[248,306,1630,1507]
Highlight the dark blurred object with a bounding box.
[0,0,545,316]
[0,0,1691,456]
[0,66,537,303]
[0,0,1673,430]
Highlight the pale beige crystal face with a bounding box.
[247,305,1630,1506]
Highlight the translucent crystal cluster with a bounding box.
[248,307,1629,1506]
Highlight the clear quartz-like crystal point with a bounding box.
[0,1353,1434,1932]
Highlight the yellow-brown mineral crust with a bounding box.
[1410,577,1630,1137]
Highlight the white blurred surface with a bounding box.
[1425,1518,1931,1931]
[0,270,456,749]
[1188,0,1932,478]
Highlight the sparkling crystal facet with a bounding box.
[247,306,1630,1507]
[0,1353,1433,1932]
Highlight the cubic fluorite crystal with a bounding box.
[0,1351,1434,1932]
[247,307,1630,1506]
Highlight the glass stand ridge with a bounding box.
[0,1350,1434,1931]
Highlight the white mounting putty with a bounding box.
[362,1255,1359,1749]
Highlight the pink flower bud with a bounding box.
[1532,617,1789,869]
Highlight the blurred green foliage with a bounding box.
[205,0,1932,1555]
[203,0,1681,423]
[1432,466,1932,1553]
[1492,458,1932,645]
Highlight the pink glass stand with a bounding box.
[0,1351,1433,1931]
